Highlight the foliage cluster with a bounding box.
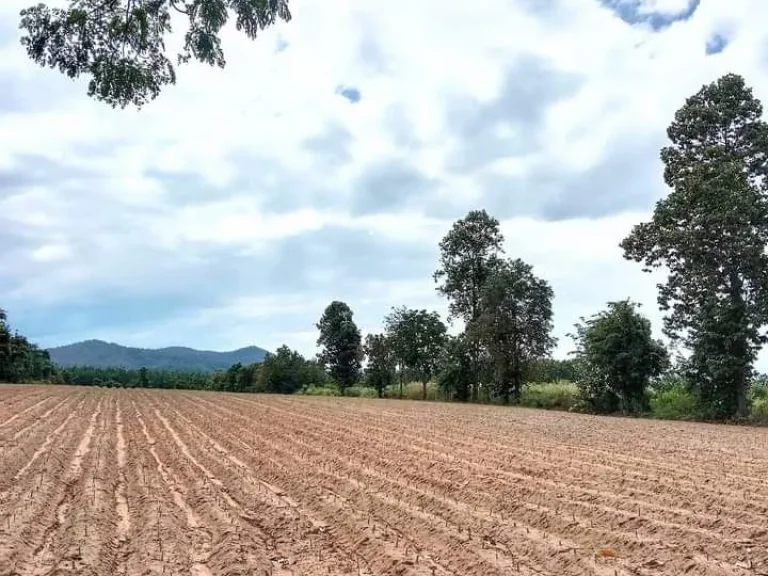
[0,308,56,383]
[18,0,291,107]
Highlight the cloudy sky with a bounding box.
[1,0,768,366]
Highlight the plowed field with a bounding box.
[1,385,767,576]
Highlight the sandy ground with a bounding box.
[0,385,767,576]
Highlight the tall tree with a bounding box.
[570,300,668,414]
[621,73,768,419]
[382,306,409,397]
[18,0,291,108]
[434,209,505,400]
[316,301,363,395]
[384,308,447,400]
[364,333,395,398]
[469,258,556,404]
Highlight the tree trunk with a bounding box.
[728,268,749,419]
[736,372,748,418]
[470,340,481,402]
[422,380,427,400]
[398,367,404,398]
[510,370,521,405]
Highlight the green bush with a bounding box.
[651,372,689,391]
[520,382,581,411]
[299,385,340,396]
[649,383,698,420]
[749,397,768,424]
[750,378,768,402]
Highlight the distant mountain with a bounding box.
[47,339,269,372]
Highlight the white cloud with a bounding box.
[2,0,768,370]
[30,242,73,263]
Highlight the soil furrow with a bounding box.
[2,385,767,576]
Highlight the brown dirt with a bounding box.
[1,385,768,575]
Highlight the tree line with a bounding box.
[279,72,768,421]
[3,73,768,421]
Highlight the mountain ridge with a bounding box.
[47,339,269,372]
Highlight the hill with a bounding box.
[47,339,269,372]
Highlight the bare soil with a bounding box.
[1,385,767,576]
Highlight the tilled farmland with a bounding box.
[1,386,768,576]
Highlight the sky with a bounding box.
[1,0,768,366]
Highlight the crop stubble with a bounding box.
[1,385,767,575]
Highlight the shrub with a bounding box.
[569,300,668,415]
[749,397,768,424]
[652,372,688,391]
[299,385,340,396]
[649,383,698,420]
[750,377,768,402]
[520,381,581,411]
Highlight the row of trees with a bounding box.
[57,365,212,389]
[23,346,327,394]
[309,222,665,413]
[309,73,768,420]
[8,345,575,399]
[4,72,768,421]
[310,210,558,404]
[309,284,670,415]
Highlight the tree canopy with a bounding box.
[257,345,325,394]
[384,307,447,400]
[434,209,505,325]
[469,258,556,404]
[363,333,395,398]
[18,0,291,108]
[0,309,55,383]
[621,73,768,419]
[316,301,363,394]
[570,300,668,414]
[435,333,474,401]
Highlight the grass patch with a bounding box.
[383,381,440,401]
[299,384,381,398]
[299,384,340,396]
[520,381,581,411]
[749,397,768,424]
[345,386,380,398]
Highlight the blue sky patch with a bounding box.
[600,0,701,32]
[705,33,728,55]
[336,85,362,104]
[275,36,289,53]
